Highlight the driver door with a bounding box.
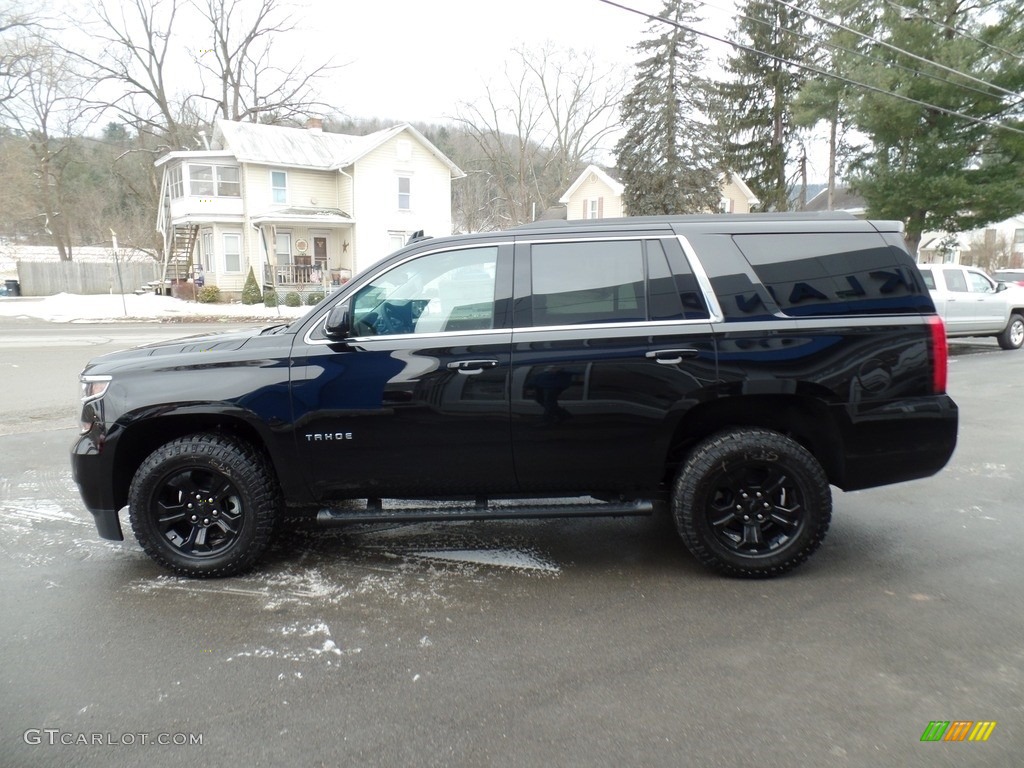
[291,243,516,501]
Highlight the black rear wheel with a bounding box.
[128,433,279,577]
[673,428,831,578]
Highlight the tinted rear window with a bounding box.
[732,232,931,316]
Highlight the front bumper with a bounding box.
[71,430,124,541]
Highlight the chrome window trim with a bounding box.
[675,234,724,323]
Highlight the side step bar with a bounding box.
[316,499,654,526]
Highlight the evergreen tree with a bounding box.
[241,267,263,305]
[714,0,813,211]
[615,0,723,215]
[840,0,1024,254]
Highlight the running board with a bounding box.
[316,499,654,526]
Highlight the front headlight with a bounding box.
[80,374,111,403]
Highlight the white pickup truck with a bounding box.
[918,264,1024,349]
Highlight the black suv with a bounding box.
[72,214,958,578]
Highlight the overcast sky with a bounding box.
[305,0,720,123]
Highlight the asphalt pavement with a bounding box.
[1,318,1021,767]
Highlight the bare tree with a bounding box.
[194,0,336,124]
[967,229,1013,272]
[0,1,40,105]
[0,37,94,260]
[455,42,626,227]
[76,0,200,150]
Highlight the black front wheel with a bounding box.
[128,434,279,578]
[673,428,832,578]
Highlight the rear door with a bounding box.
[508,233,718,496]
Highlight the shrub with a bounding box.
[263,290,278,307]
[305,291,325,306]
[284,292,302,307]
[197,285,222,304]
[241,267,262,305]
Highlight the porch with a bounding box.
[263,262,352,292]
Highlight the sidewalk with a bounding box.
[0,292,313,323]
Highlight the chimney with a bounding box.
[306,117,323,132]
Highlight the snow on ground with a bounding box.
[0,292,314,323]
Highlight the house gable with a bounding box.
[561,165,625,220]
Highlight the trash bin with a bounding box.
[3,279,19,297]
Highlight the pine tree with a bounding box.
[241,267,262,305]
[713,0,812,211]
[615,0,723,215]
[840,0,1024,255]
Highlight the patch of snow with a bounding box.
[409,548,560,573]
[0,292,312,323]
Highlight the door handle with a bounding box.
[646,348,700,365]
[447,359,499,374]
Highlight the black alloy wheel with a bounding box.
[673,428,832,578]
[128,433,279,578]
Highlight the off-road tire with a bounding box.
[673,428,831,578]
[128,433,279,578]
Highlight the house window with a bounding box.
[398,176,411,210]
[223,233,241,272]
[388,231,407,252]
[583,198,603,219]
[1014,229,1024,249]
[168,165,184,199]
[720,198,734,213]
[271,171,287,204]
[201,230,213,268]
[188,164,240,197]
[190,165,214,197]
[275,232,292,265]
[216,166,240,197]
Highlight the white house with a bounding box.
[558,164,760,220]
[155,118,464,296]
[918,215,1024,267]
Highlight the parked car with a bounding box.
[993,269,1024,287]
[918,264,1024,349]
[72,214,958,579]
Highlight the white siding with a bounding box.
[721,178,756,214]
[243,164,340,210]
[349,130,453,273]
[564,175,623,220]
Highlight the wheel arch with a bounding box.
[665,394,843,487]
[110,409,284,513]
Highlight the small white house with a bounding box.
[155,118,465,296]
[558,164,759,220]
[918,215,1024,267]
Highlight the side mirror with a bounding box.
[324,302,351,339]
[996,282,1007,293]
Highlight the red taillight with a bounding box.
[927,315,948,394]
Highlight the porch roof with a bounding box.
[250,207,354,226]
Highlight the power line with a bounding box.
[766,0,1019,100]
[598,0,1024,137]
[695,0,1007,105]
[881,0,1024,66]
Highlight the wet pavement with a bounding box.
[1,320,1022,767]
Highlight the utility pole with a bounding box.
[111,229,127,317]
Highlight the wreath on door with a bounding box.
[295,238,308,254]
